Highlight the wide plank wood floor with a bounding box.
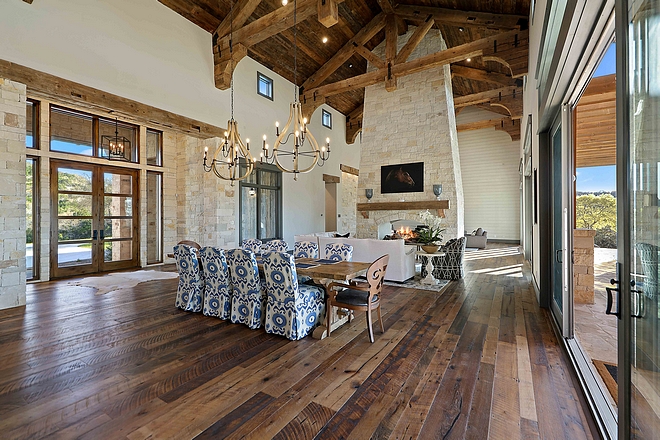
[0,245,597,439]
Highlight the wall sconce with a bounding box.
[433,184,442,200]
[365,188,373,201]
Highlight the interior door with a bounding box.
[618,1,660,437]
[51,160,138,278]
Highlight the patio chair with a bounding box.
[324,243,353,261]
[199,246,232,319]
[261,251,326,340]
[326,254,389,343]
[173,244,203,312]
[226,249,267,329]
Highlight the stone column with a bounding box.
[573,228,596,304]
[0,78,27,310]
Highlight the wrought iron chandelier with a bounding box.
[261,0,330,180]
[203,0,254,184]
[101,118,130,162]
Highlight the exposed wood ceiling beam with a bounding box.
[353,43,385,69]
[301,12,386,91]
[216,0,345,53]
[0,59,225,138]
[213,0,262,38]
[303,29,524,100]
[453,85,521,107]
[457,117,521,141]
[318,0,339,27]
[394,15,434,64]
[394,5,525,30]
[385,14,398,91]
[377,0,395,15]
[451,65,520,87]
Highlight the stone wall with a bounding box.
[573,228,595,304]
[0,78,26,310]
[356,28,464,239]
[339,171,358,235]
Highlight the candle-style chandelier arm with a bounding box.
[203,120,254,183]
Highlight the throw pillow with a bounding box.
[475,228,483,236]
[334,232,350,238]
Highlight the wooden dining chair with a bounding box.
[326,254,389,343]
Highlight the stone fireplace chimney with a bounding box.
[356,28,464,240]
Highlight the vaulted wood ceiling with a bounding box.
[159,0,530,142]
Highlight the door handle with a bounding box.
[556,249,562,263]
[93,230,98,240]
[605,278,620,318]
[100,229,105,240]
[631,289,644,319]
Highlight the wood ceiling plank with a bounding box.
[158,0,220,32]
[301,12,386,90]
[394,14,434,64]
[394,4,525,30]
[0,59,225,138]
[451,65,518,87]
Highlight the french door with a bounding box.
[50,160,139,278]
[617,0,660,436]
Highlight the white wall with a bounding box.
[0,0,360,247]
[457,107,521,241]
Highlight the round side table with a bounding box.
[416,251,445,285]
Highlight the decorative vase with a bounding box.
[421,244,439,254]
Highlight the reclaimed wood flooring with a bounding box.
[0,245,597,439]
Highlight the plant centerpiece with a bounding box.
[416,210,445,253]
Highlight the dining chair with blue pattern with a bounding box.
[226,248,267,329]
[324,243,353,261]
[261,251,326,340]
[199,246,232,319]
[173,244,203,312]
[294,240,319,259]
[261,239,288,253]
[241,238,263,254]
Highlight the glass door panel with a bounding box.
[50,161,138,277]
[624,1,660,436]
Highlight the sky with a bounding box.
[594,43,616,77]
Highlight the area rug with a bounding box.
[384,276,450,293]
[68,270,179,295]
[593,359,618,404]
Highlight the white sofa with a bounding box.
[294,234,417,282]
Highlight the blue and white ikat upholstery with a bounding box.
[241,238,263,254]
[294,241,319,259]
[226,249,268,329]
[420,237,466,280]
[199,246,232,319]
[324,243,353,261]
[261,239,289,253]
[261,251,326,340]
[174,244,203,312]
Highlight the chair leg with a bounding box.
[377,305,384,333]
[326,301,332,338]
[366,309,374,343]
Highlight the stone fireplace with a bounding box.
[356,27,464,240]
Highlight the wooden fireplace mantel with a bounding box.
[356,200,450,219]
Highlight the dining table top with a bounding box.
[291,258,371,281]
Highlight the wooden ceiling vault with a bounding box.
[159,0,530,143]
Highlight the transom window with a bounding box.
[26,99,38,149]
[257,72,274,100]
[322,109,332,129]
[146,129,163,166]
[50,106,139,163]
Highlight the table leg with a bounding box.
[420,255,439,285]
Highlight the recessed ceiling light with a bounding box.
[349,64,353,68]
[458,27,465,32]
[466,58,471,62]
[282,0,288,5]
[322,36,328,43]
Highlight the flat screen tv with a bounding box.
[381,162,424,194]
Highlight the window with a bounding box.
[257,72,273,100]
[146,172,162,264]
[239,162,282,241]
[50,105,139,163]
[26,99,38,149]
[146,129,163,166]
[26,157,38,280]
[322,109,332,129]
